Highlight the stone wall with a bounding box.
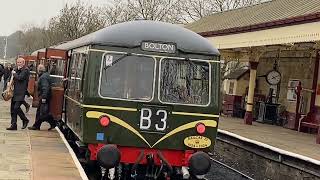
[256,51,315,113]
[235,73,250,96]
[213,133,320,180]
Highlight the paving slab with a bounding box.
[0,95,84,180]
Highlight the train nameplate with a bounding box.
[141,42,176,54]
[139,107,169,133]
[184,136,211,149]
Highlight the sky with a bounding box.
[0,0,108,36]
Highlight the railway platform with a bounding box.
[219,116,320,161]
[0,96,86,180]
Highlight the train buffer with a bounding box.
[0,97,87,180]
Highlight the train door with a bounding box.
[45,48,68,121]
[65,51,87,136]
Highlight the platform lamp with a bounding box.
[3,37,8,59]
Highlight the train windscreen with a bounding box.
[99,53,155,101]
[159,58,210,106]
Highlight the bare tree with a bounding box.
[104,0,137,25]
[84,5,107,34]
[104,0,263,24]
[19,1,106,54]
[47,1,106,41]
[103,0,182,24]
[19,26,47,54]
[18,0,265,54]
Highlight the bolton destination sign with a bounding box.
[141,42,176,54]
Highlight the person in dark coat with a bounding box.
[4,64,30,113]
[28,64,56,130]
[6,58,30,130]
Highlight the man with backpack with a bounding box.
[28,64,56,130]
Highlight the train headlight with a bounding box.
[99,115,110,127]
[196,123,206,134]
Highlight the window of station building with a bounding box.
[159,58,210,106]
[229,81,234,95]
[99,53,155,101]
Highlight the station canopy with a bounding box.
[186,0,320,49]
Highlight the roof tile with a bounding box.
[186,0,320,33]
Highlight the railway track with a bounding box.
[207,157,254,180]
[205,154,254,180]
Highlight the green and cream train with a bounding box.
[42,20,221,179]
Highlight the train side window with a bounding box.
[67,53,79,99]
[75,53,87,101]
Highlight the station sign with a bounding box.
[141,42,176,54]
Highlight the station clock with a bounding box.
[266,70,281,85]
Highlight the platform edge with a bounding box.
[218,129,320,165]
[56,127,89,180]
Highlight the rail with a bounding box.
[209,157,254,180]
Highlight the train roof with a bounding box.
[54,20,219,56]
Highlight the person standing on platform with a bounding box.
[6,58,30,130]
[28,64,56,131]
[4,64,31,113]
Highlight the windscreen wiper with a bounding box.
[103,53,131,70]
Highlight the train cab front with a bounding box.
[86,105,218,179]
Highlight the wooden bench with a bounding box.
[298,112,320,133]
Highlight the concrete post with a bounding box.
[244,61,259,125]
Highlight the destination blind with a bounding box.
[141,42,176,54]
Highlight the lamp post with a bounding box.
[3,37,7,59]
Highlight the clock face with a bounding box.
[266,70,281,85]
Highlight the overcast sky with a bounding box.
[0,0,108,36]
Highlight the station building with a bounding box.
[186,0,320,143]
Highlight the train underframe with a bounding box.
[58,121,211,180]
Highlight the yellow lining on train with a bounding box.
[65,95,219,118]
[172,112,219,118]
[65,96,219,118]
[86,111,151,147]
[86,110,217,148]
[65,95,136,111]
[151,120,217,147]
[65,95,81,105]
[83,104,137,112]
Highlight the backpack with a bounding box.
[1,75,14,101]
